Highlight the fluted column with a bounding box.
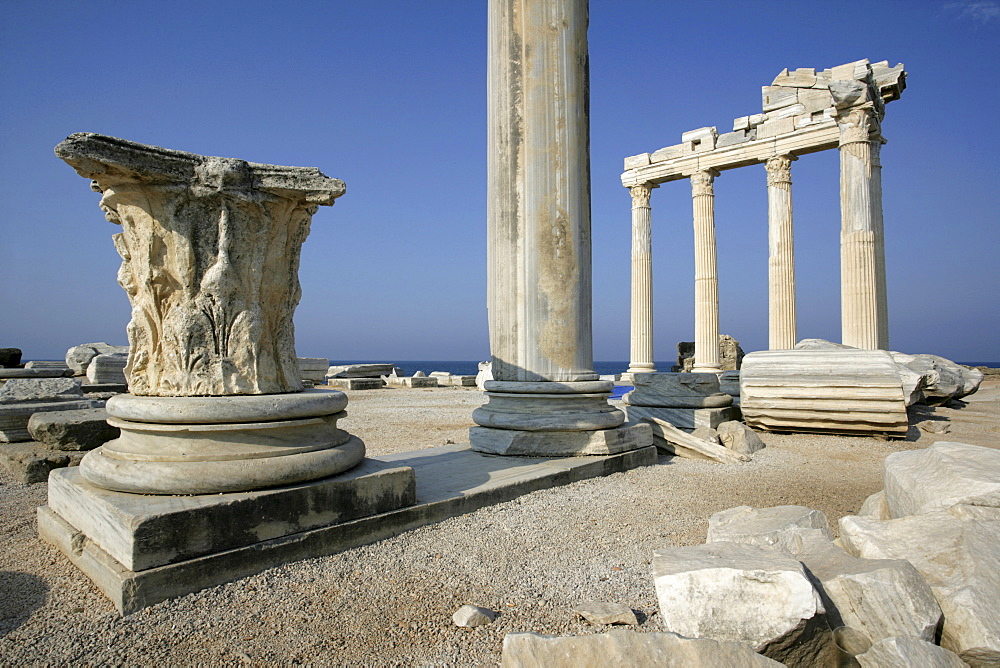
[690,169,722,373]
[627,182,657,375]
[765,154,798,350]
[838,107,888,350]
[871,138,889,349]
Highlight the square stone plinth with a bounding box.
[469,423,653,456]
[46,460,416,572]
[40,443,657,615]
[324,378,383,390]
[622,405,736,431]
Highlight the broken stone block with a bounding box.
[0,377,83,403]
[639,417,747,463]
[739,349,909,436]
[325,363,395,378]
[572,602,637,626]
[0,348,22,367]
[296,357,329,383]
[27,408,119,451]
[858,490,891,520]
[884,441,1000,518]
[0,399,104,442]
[65,343,128,375]
[24,361,71,372]
[652,542,833,666]
[707,505,832,554]
[690,426,719,443]
[86,354,128,385]
[839,511,1000,664]
[857,636,966,668]
[0,442,85,483]
[771,67,818,88]
[453,604,496,628]
[762,85,798,112]
[717,421,765,455]
[324,378,382,391]
[383,376,438,388]
[623,405,735,432]
[756,116,796,139]
[468,423,650,457]
[623,372,732,409]
[623,153,651,170]
[500,630,782,667]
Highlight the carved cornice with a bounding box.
[629,183,656,208]
[765,154,797,187]
[690,169,719,197]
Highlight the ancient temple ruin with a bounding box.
[621,60,907,374]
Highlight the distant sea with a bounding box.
[329,359,1000,375]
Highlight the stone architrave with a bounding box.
[627,182,657,376]
[690,169,722,372]
[837,106,888,350]
[472,0,651,457]
[765,154,798,350]
[54,133,362,494]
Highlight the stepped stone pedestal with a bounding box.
[40,133,414,613]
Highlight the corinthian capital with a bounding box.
[629,182,656,208]
[837,107,879,146]
[690,169,720,197]
[765,154,797,187]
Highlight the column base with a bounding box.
[39,459,415,614]
[691,364,724,374]
[469,423,652,457]
[82,390,364,494]
[473,380,625,431]
[622,405,737,432]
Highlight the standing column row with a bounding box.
[627,182,657,375]
[766,154,798,350]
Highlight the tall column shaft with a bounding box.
[691,169,721,372]
[765,155,797,350]
[487,0,595,382]
[627,183,656,374]
[871,139,890,348]
[838,107,888,350]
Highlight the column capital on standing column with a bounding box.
[690,168,720,197]
[836,105,881,147]
[628,182,657,208]
[764,154,797,187]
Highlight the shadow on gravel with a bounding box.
[0,571,49,636]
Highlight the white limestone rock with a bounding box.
[652,542,833,665]
[740,349,909,436]
[452,604,496,628]
[857,637,967,668]
[65,342,129,375]
[707,505,832,554]
[0,378,83,403]
[858,490,891,520]
[883,442,1000,518]
[571,602,637,626]
[717,421,766,455]
[690,426,719,443]
[86,354,128,385]
[893,353,983,404]
[839,511,1000,664]
[500,630,783,667]
[641,417,749,463]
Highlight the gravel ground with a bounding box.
[2,380,997,666]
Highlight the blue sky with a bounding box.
[2,1,998,363]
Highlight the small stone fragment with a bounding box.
[717,421,766,455]
[453,604,496,628]
[572,602,638,626]
[917,420,950,434]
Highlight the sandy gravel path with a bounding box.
[2,380,997,665]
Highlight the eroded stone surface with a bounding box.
[717,421,766,455]
[65,343,129,375]
[857,637,967,668]
[55,133,345,396]
[452,605,496,628]
[572,602,638,626]
[884,441,1000,518]
[27,408,119,451]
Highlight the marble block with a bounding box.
[622,405,735,431]
[326,364,395,378]
[469,423,652,457]
[324,378,382,391]
[46,461,416,572]
[86,354,128,385]
[384,376,438,388]
[623,372,733,409]
[296,357,329,383]
[0,399,104,442]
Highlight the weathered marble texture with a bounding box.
[55,133,345,396]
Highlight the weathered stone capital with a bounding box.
[765,154,797,187]
[690,169,720,198]
[629,182,657,208]
[55,133,346,397]
[837,107,880,147]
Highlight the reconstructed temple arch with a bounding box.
[621,59,906,373]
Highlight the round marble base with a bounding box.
[80,391,364,495]
[473,380,625,432]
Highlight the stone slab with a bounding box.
[326,363,395,379]
[40,443,657,615]
[0,399,104,442]
[468,423,652,456]
[27,408,118,450]
[622,405,735,431]
[0,442,85,483]
[324,378,383,391]
[47,459,417,571]
[0,368,72,379]
[385,377,439,388]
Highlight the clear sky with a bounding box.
[2,1,998,364]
